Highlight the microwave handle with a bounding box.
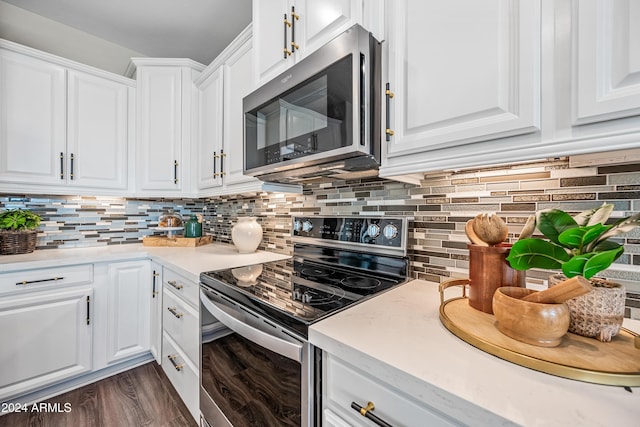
[200,289,303,363]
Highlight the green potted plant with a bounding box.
[0,209,42,255]
[506,203,640,342]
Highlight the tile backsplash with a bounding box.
[2,156,639,319]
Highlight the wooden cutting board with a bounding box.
[142,235,213,247]
[440,296,640,386]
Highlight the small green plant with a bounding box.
[0,209,42,231]
[506,203,640,279]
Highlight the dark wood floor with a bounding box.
[0,362,197,427]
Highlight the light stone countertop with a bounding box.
[0,243,290,281]
[309,279,640,427]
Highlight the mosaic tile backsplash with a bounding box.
[1,156,639,319]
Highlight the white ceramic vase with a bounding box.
[231,217,263,253]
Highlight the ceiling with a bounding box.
[4,0,252,66]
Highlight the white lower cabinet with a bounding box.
[0,286,93,400]
[150,261,163,363]
[104,261,151,364]
[162,331,199,421]
[323,353,459,426]
[161,267,200,422]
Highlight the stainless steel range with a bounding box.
[199,216,409,427]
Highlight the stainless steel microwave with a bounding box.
[243,24,381,183]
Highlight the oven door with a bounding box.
[200,285,315,427]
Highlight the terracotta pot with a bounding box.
[549,273,626,342]
[467,243,525,314]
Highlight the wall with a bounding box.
[0,1,143,75]
[2,157,639,319]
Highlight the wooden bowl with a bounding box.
[493,287,570,347]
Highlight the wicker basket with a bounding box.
[0,230,38,255]
[549,273,625,342]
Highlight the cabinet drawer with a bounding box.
[324,354,458,427]
[162,332,198,422]
[163,288,198,365]
[163,268,198,308]
[0,264,93,295]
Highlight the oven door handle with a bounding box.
[200,290,303,363]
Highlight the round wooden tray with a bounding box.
[439,282,640,387]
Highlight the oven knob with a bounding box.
[302,220,313,232]
[293,219,302,232]
[301,293,312,304]
[367,223,381,238]
[383,224,399,239]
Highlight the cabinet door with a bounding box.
[67,70,129,190]
[136,66,183,192]
[0,49,66,185]
[573,0,640,124]
[386,0,540,157]
[197,66,224,190]
[223,39,259,186]
[253,0,292,84]
[0,287,92,400]
[296,0,359,57]
[150,261,163,363]
[106,261,151,364]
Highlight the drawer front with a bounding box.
[163,268,198,308]
[162,288,199,365]
[0,264,93,295]
[162,332,198,422]
[324,354,458,427]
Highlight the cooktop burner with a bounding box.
[341,276,381,290]
[199,216,409,338]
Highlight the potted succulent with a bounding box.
[0,209,42,255]
[506,203,640,342]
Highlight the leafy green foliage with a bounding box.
[536,210,577,244]
[0,209,41,231]
[507,203,637,278]
[506,239,570,270]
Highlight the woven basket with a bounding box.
[0,230,38,255]
[549,273,625,342]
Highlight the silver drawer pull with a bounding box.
[167,280,183,290]
[16,277,64,286]
[167,306,183,319]
[167,354,183,371]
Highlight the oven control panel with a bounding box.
[292,216,405,250]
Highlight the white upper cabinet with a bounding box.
[572,0,640,125]
[196,28,259,193]
[253,0,363,85]
[196,65,224,190]
[134,59,204,196]
[67,70,129,190]
[385,0,540,158]
[222,36,256,187]
[196,26,300,196]
[0,40,133,194]
[381,0,640,179]
[0,48,66,186]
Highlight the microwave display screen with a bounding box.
[245,55,353,170]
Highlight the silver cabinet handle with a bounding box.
[167,306,183,319]
[200,289,302,363]
[60,152,64,179]
[70,153,75,180]
[167,280,183,290]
